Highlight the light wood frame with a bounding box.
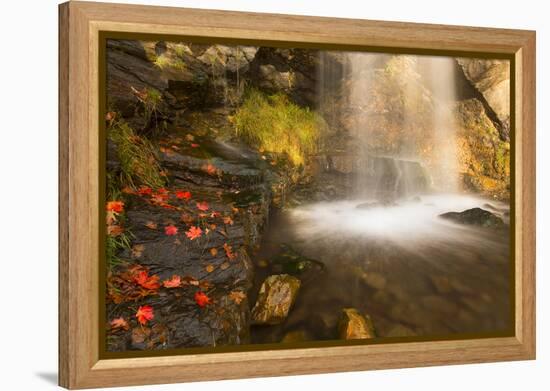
[59,1,536,389]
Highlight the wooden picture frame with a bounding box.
[59,1,536,389]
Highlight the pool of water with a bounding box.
[250,194,512,343]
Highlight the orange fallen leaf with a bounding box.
[175,190,191,200]
[194,291,211,307]
[205,264,215,273]
[135,305,154,325]
[223,216,234,225]
[134,271,160,290]
[163,275,182,288]
[110,317,129,331]
[228,291,246,305]
[209,248,218,256]
[106,201,124,213]
[196,201,209,211]
[186,226,203,240]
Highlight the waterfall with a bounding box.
[420,56,460,192]
[317,51,460,201]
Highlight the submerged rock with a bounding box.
[271,244,325,279]
[251,274,301,325]
[439,207,505,228]
[338,308,376,340]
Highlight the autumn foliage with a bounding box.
[194,291,211,307]
[136,305,154,325]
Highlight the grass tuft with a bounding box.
[108,119,166,190]
[233,88,323,166]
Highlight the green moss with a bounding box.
[234,88,323,166]
[173,44,191,58]
[153,55,186,71]
[108,119,166,189]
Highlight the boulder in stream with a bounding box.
[251,274,301,325]
[439,207,505,228]
[338,308,376,340]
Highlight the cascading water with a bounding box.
[421,56,460,192]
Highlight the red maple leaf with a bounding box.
[190,143,200,148]
[164,225,178,236]
[157,188,168,194]
[106,201,124,213]
[196,201,209,211]
[185,226,203,240]
[194,291,211,307]
[135,305,154,325]
[163,275,182,288]
[175,190,192,200]
[137,186,153,196]
[134,271,161,290]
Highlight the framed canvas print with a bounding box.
[59,1,536,389]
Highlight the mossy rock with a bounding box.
[251,274,301,325]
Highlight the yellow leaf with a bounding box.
[229,291,246,304]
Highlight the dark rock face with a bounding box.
[106,133,294,351]
[249,47,320,108]
[439,207,505,228]
[107,40,320,134]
